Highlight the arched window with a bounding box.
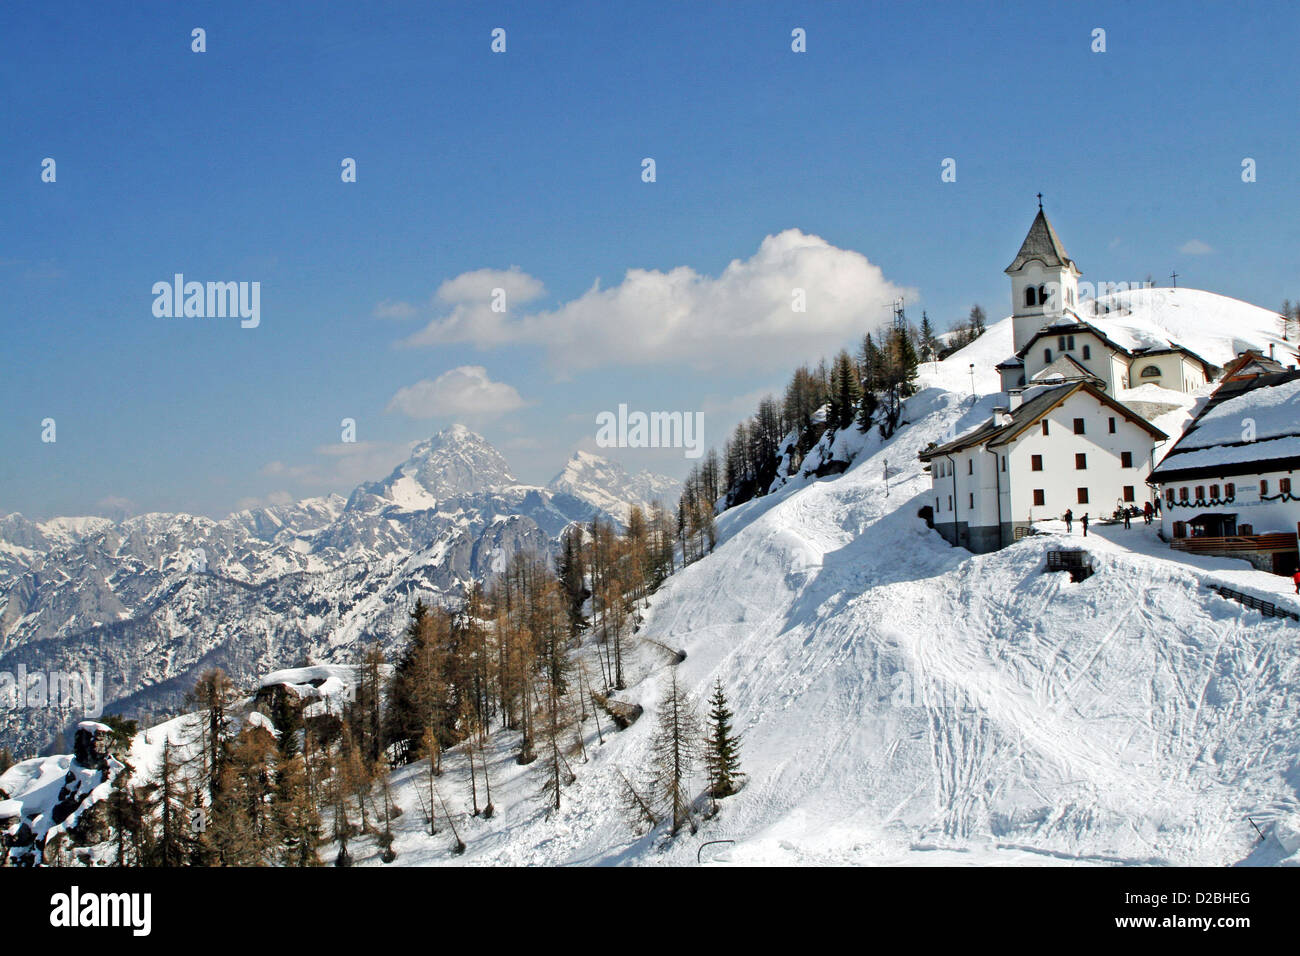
[1038,284,1049,306]
[1025,286,1037,307]
[1140,365,1162,378]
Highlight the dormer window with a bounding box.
[1140,365,1162,378]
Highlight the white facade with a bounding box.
[924,384,1162,552]
[1010,260,1079,353]
[1158,469,1300,538]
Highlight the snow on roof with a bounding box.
[1083,288,1296,369]
[0,799,22,819]
[1153,435,1300,473]
[77,720,112,734]
[1176,377,1300,451]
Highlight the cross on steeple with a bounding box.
[1037,192,1043,210]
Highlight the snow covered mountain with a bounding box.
[0,429,667,756]
[336,298,1300,867]
[547,450,681,525]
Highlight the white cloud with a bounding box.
[1179,239,1214,255]
[394,230,911,374]
[385,365,529,421]
[436,266,545,305]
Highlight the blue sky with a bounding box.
[3,0,1299,519]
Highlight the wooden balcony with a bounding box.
[1171,532,1297,555]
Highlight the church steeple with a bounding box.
[1007,200,1080,352]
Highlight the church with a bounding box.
[995,203,1217,396]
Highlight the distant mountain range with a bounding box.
[0,428,679,755]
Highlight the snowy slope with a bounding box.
[355,318,1300,867]
[1083,287,1297,369]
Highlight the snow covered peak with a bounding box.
[371,426,518,507]
[547,450,680,524]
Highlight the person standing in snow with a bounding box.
[1143,501,1153,525]
[1293,569,1300,594]
[1064,508,1073,533]
[1081,513,1089,536]
[1123,508,1131,529]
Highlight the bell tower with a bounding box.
[1006,197,1080,352]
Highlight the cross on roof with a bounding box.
[1037,192,1043,210]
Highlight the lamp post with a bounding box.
[969,363,976,405]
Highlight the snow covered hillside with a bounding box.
[357,314,1300,867]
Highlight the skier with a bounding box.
[1081,513,1089,537]
[1293,569,1300,595]
[1143,501,1153,525]
[1064,508,1073,533]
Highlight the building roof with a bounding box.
[1219,349,1290,382]
[1014,317,1217,375]
[1149,370,1300,483]
[1005,209,1078,274]
[919,381,1166,461]
[1030,353,1103,385]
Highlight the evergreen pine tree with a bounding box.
[703,679,743,811]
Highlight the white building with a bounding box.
[919,381,1166,553]
[1148,360,1300,574]
[996,206,1216,394]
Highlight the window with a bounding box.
[1041,420,1049,436]
[1282,478,1293,494]
[1025,287,1037,307]
[1038,284,1048,306]
[1123,486,1135,502]
[1166,488,1175,504]
[1044,348,1053,363]
[1120,451,1133,468]
[1195,486,1205,500]
[1000,456,1006,472]
[969,493,974,509]
[1108,417,1116,434]
[968,459,973,475]
[1140,365,1162,378]
[1210,484,1220,499]
[1068,335,1075,350]
[948,495,953,511]
[1073,418,1085,435]
[1082,345,1091,360]
[1225,482,1235,498]
[1260,480,1269,496]
[1033,489,1046,506]
[1058,335,1067,351]
[1075,453,1087,470]
[1180,487,1189,502]
[1077,488,1089,504]
[1031,454,1043,471]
